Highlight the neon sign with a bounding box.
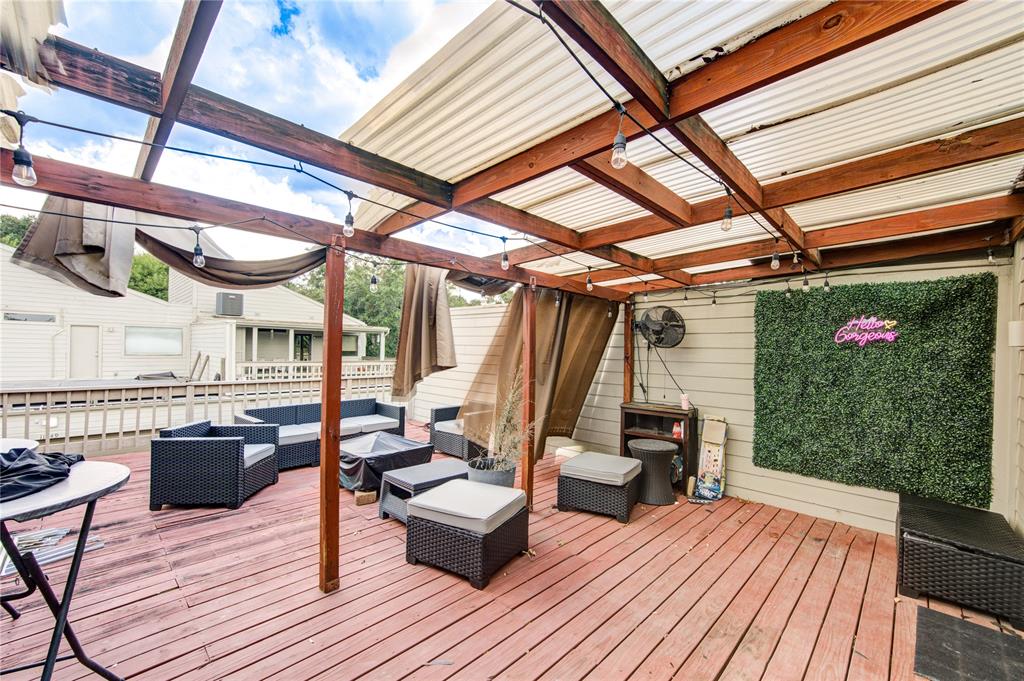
[834,315,898,347]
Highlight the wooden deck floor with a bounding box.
[2,423,1020,680]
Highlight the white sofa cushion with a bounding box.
[339,421,362,437]
[407,479,526,534]
[279,423,320,446]
[560,452,641,486]
[345,414,399,433]
[243,443,275,467]
[434,419,463,436]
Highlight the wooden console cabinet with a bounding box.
[620,402,699,487]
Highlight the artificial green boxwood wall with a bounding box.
[752,273,997,507]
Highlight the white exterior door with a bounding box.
[69,325,100,378]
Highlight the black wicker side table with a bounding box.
[380,458,469,523]
[627,438,678,506]
[898,494,1024,627]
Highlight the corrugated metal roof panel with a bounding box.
[342,0,824,183]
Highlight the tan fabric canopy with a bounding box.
[463,288,618,461]
[391,265,457,399]
[11,196,326,296]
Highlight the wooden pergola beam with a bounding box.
[584,194,1024,284]
[503,116,1024,265]
[0,35,454,208]
[572,156,692,226]
[537,0,668,119]
[611,223,1005,292]
[319,237,344,593]
[2,151,628,302]
[134,0,222,181]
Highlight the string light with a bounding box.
[720,189,733,232]
[585,267,594,292]
[770,252,780,270]
[987,248,995,264]
[802,271,810,292]
[554,290,562,308]
[3,110,37,187]
[792,252,800,266]
[711,290,717,306]
[785,280,792,299]
[500,237,510,271]
[642,285,649,303]
[342,192,355,238]
[823,271,831,293]
[190,225,205,268]
[610,105,628,169]
[529,276,537,292]
[369,272,379,293]
[607,302,614,318]
[682,289,688,305]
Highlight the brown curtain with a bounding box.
[391,265,457,399]
[462,289,618,461]
[10,196,326,295]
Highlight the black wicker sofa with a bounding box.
[237,399,405,469]
[429,405,486,461]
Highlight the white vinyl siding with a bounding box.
[1013,239,1024,533]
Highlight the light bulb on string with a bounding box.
[3,110,38,187]
[823,272,831,293]
[585,268,594,292]
[987,248,995,264]
[792,252,799,266]
[554,290,562,308]
[369,272,379,293]
[190,226,205,268]
[607,303,614,319]
[529,276,537,292]
[500,238,510,271]
[720,190,733,232]
[711,291,717,306]
[642,286,649,303]
[682,289,688,305]
[342,192,355,237]
[802,271,810,293]
[785,281,792,299]
[770,252,780,270]
[610,107,628,169]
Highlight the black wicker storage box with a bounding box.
[898,494,1024,627]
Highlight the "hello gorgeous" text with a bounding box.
[834,315,898,347]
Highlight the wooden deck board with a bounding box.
[1,421,1009,680]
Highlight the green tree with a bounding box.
[128,252,169,300]
[0,214,32,247]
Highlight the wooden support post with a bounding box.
[623,300,634,405]
[319,238,344,593]
[520,287,536,509]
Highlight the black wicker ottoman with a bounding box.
[406,479,528,589]
[557,452,641,523]
[898,494,1024,628]
[627,438,678,506]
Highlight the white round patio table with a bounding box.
[0,461,129,680]
[0,438,40,453]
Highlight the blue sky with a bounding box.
[3,0,516,259]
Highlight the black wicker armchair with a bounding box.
[150,420,279,511]
[429,406,486,461]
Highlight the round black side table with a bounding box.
[627,438,678,505]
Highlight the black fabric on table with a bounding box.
[340,434,432,492]
[0,449,84,501]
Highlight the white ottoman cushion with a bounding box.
[434,419,464,436]
[407,479,526,534]
[346,414,400,433]
[560,452,641,486]
[243,443,275,467]
[279,423,320,446]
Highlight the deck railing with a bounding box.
[0,372,398,455]
[235,359,396,381]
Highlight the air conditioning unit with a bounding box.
[216,292,244,316]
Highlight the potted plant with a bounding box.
[468,368,533,487]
